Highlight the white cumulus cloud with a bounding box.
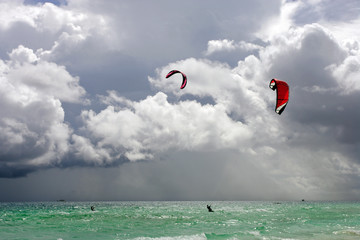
[0,44,86,177]
[78,91,253,162]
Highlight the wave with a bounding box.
[334,229,360,236]
[129,233,207,240]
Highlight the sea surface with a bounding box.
[1,201,360,239]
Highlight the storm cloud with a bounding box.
[0,0,360,201]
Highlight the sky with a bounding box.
[0,0,360,201]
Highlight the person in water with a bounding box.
[91,206,95,211]
[207,205,214,212]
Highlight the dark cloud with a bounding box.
[293,0,360,25]
[65,0,281,63]
[0,22,57,59]
[0,151,288,201]
[267,25,346,87]
[263,25,360,148]
[0,163,37,178]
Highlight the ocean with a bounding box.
[1,201,360,239]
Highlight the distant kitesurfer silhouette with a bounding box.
[207,205,214,212]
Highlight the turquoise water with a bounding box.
[1,201,360,239]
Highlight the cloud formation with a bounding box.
[0,44,86,177]
[1,0,360,201]
[73,21,360,200]
[79,91,252,162]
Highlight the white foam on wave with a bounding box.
[247,231,260,237]
[224,219,239,225]
[130,233,207,240]
[58,211,70,215]
[255,208,272,213]
[334,229,360,236]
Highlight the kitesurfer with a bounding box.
[207,205,214,212]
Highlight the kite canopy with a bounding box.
[269,78,289,115]
[166,70,187,89]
